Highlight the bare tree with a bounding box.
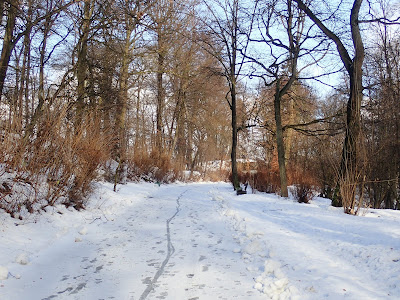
[200,0,250,191]
[0,0,77,103]
[245,0,311,197]
[290,0,366,213]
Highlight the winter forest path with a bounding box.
[1,184,264,300]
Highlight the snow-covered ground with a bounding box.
[0,182,399,299]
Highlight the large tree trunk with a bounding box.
[338,0,365,213]
[274,79,289,197]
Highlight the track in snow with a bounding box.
[0,183,264,300]
[139,190,185,300]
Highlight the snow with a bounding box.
[15,253,29,265]
[0,266,8,280]
[0,182,399,299]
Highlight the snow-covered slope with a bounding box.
[0,182,399,299]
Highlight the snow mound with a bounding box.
[79,227,88,235]
[15,253,29,265]
[244,240,263,255]
[0,266,8,280]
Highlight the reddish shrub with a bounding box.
[127,151,179,183]
[293,183,314,203]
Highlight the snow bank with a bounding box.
[212,184,400,299]
[0,181,399,300]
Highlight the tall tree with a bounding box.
[0,0,77,103]
[245,0,309,197]
[201,0,249,191]
[147,0,177,155]
[292,0,366,213]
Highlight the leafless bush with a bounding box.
[0,108,111,217]
[293,183,315,203]
[289,168,318,203]
[127,151,179,183]
[234,162,280,194]
[204,169,230,182]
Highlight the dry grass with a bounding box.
[126,150,179,183]
[0,108,111,216]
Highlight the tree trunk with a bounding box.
[75,0,92,129]
[339,0,365,213]
[156,34,164,155]
[134,84,142,151]
[0,0,19,101]
[274,79,289,197]
[230,0,241,191]
[0,1,5,25]
[231,81,240,191]
[170,82,187,169]
[114,23,132,188]
[25,11,54,138]
[285,97,296,164]
[19,1,32,129]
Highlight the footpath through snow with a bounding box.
[0,182,399,300]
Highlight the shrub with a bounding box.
[250,169,280,194]
[289,168,317,203]
[126,151,179,183]
[293,183,314,203]
[228,161,280,194]
[0,109,111,217]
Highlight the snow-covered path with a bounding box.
[1,182,400,300]
[0,183,264,300]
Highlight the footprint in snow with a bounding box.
[69,282,86,295]
[94,265,103,273]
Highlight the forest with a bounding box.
[0,0,399,217]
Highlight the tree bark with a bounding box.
[0,1,5,25]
